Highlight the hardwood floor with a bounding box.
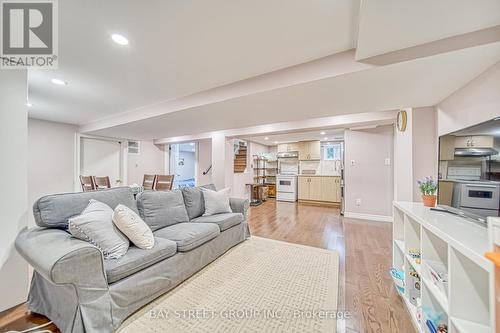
[0,303,58,333]
[0,199,413,333]
[247,199,414,333]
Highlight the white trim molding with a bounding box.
[75,133,128,189]
[343,212,393,223]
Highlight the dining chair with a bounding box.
[154,175,174,191]
[93,176,111,189]
[80,175,96,192]
[142,174,156,190]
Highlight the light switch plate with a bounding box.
[384,158,391,166]
[350,160,356,166]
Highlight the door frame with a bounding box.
[75,133,128,191]
[167,141,198,188]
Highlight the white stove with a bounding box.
[276,174,298,202]
[447,166,500,217]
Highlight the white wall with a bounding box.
[197,139,212,186]
[412,107,438,201]
[393,108,414,202]
[177,151,195,181]
[127,140,165,185]
[211,132,227,190]
[28,119,77,226]
[232,141,270,199]
[344,126,394,218]
[393,107,438,203]
[81,137,122,186]
[0,70,29,311]
[437,61,500,136]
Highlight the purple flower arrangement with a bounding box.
[417,177,437,196]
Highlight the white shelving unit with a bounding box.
[486,217,500,333]
[393,202,495,333]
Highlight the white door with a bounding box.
[81,137,122,187]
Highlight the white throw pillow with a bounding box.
[202,187,232,216]
[68,200,129,260]
[112,204,155,250]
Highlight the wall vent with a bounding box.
[128,141,140,154]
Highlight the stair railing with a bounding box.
[202,165,212,175]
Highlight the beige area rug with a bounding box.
[118,236,339,333]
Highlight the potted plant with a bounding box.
[417,177,437,207]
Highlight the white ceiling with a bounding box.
[356,0,500,60]
[87,42,500,140]
[245,129,345,146]
[28,0,359,124]
[27,0,500,141]
[452,117,500,137]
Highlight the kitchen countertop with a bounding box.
[439,178,500,185]
[394,201,490,270]
[298,174,340,177]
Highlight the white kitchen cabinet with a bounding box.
[277,142,300,152]
[439,135,455,161]
[298,176,340,203]
[309,177,323,201]
[454,135,494,148]
[298,176,309,200]
[298,141,321,160]
[321,177,341,202]
[288,142,299,151]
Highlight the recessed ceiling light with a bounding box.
[320,131,326,135]
[111,34,129,46]
[274,141,278,144]
[26,102,33,107]
[264,137,269,140]
[51,78,67,85]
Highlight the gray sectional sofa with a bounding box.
[15,185,250,333]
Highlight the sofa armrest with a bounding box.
[15,227,107,287]
[230,198,249,218]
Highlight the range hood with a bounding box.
[277,151,298,158]
[454,148,499,157]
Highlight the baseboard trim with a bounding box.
[298,199,340,208]
[343,212,393,223]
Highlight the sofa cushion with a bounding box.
[191,213,243,231]
[154,223,220,252]
[33,187,138,229]
[202,187,232,216]
[104,237,177,283]
[136,190,189,231]
[68,200,129,260]
[181,184,216,220]
[112,204,154,250]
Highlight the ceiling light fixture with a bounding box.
[264,137,269,140]
[274,141,278,144]
[51,78,67,85]
[320,131,325,135]
[111,34,129,46]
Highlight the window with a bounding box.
[322,143,341,161]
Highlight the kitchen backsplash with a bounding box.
[300,160,341,176]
